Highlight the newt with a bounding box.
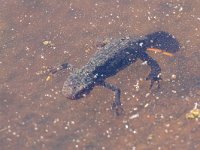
[47,31,179,115]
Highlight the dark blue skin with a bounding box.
[49,31,179,115]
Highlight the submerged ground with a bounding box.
[0,0,199,149]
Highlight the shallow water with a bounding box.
[0,0,200,149]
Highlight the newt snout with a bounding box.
[62,74,94,100]
[62,83,76,100]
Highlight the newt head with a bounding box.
[62,72,94,100]
[146,31,180,53]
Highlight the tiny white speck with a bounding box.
[179,7,183,12]
[139,42,143,47]
[129,113,139,119]
[144,103,149,108]
[125,124,129,129]
[132,146,136,150]
[171,74,176,79]
[141,61,147,65]
[145,93,150,97]
[40,55,44,59]
[53,118,59,124]
[172,90,177,93]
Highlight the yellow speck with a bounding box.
[186,113,195,119]
[46,76,51,81]
[43,40,55,46]
[85,48,91,53]
[190,109,200,117]
[186,108,200,119]
[43,41,50,45]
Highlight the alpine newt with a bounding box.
[48,31,179,115]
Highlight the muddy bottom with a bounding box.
[0,0,200,150]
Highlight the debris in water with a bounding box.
[42,40,55,47]
[186,103,200,120]
[171,74,176,79]
[46,75,52,81]
[129,113,139,119]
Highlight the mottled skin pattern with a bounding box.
[50,31,179,115]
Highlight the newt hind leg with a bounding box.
[48,63,72,75]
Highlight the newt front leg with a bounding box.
[99,81,124,116]
[46,63,74,81]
